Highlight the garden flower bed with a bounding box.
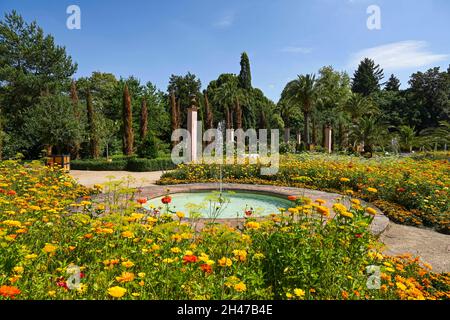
[0,160,449,300]
[158,154,450,234]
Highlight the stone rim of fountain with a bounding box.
[142,182,390,236]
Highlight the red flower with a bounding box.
[200,264,212,274]
[161,196,172,204]
[397,187,406,193]
[355,234,362,238]
[182,255,198,264]
[287,195,297,201]
[137,198,147,204]
[0,285,21,299]
[56,277,69,290]
[7,190,16,196]
[244,210,253,217]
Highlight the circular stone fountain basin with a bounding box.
[143,191,292,219]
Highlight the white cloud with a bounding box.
[280,46,313,54]
[213,14,234,28]
[349,41,448,70]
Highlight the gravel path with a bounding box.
[68,170,450,273]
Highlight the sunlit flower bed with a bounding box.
[159,154,450,234]
[0,160,449,300]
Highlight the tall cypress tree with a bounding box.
[352,58,384,96]
[86,89,99,158]
[122,84,134,156]
[238,52,252,90]
[204,91,214,130]
[140,98,148,141]
[70,80,81,159]
[385,74,401,91]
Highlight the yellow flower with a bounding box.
[245,221,261,230]
[48,290,56,297]
[286,292,293,298]
[13,266,24,274]
[116,272,135,283]
[332,203,347,214]
[234,282,247,292]
[121,231,134,239]
[107,286,127,298]
[25,254,38,260]
[232,250,247,262]
[340,177,350,183]
[366,207,377,215]
[121,261,134,268]
[171,247,181,254]
[138,272,146,278]
[294,288,305,298]
[396,282,407,291]
[2,220,22,227]
[315,199,326,205]
[350,199,361,205]
[42,243,58,254]
[340,211,354,219]
[176,211,185,219]
[316,206,329,216]
[367,187,378,193]
[218,257,233,267]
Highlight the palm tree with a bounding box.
[214,78,245,130]
[350,116,387,157]
[343,93,378,123]
[420,121,450,151]
[283,74,318,146]
[397,125,417,152]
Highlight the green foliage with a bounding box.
[238,52,252,90]
[351,58,384,96]
[71,159,127,171]
[23,94,84,154]
[125,158,176,172]
[71,157,175,172]
[137,134,159,159]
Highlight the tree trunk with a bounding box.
[170,91,178,147]
[204,93,214,130]
[86,90,99,159]
[284,128,290,143]
[122,84,134,156]
[235,97,243,129]
[70,80,81,159]
[140,98,148,141]
[225,107,232,129]
[312,119,317,145]
[303,112,310,146]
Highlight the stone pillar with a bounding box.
[324,126,332,153]
[187,106,198,162]
[284,127,290,143]
[296,131,301,145]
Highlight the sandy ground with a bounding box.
[69,170,164,188]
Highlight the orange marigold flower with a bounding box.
[0,285,21,299]
[287,195,297,201]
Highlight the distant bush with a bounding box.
[71,160,127,171]
[71,157,175,172]
[125,158,176,172]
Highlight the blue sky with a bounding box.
[1,0,449,101]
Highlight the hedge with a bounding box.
[71,158,176,172]
[125,158,176,172]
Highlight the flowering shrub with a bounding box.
[159,154,450,233]
[0,160,448,300]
